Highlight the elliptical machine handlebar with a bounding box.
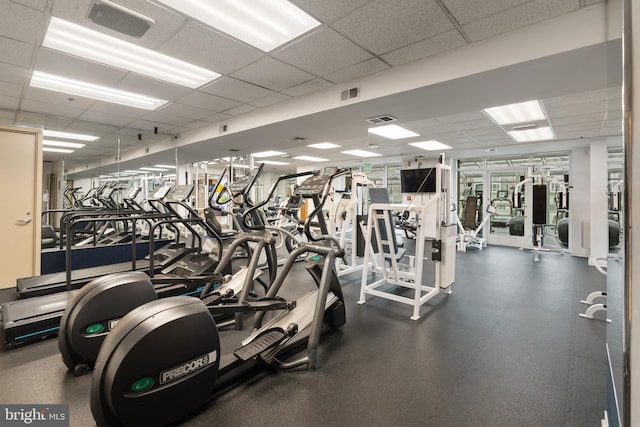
[241,170,316,231]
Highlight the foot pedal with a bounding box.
[233,329,286,361]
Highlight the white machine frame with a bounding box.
[358,162,456,320]
[455,204,496,251]
[515,164,568,261]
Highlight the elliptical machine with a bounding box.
[90,167,350,427]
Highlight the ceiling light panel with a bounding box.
[252,150,286,158]
[43,17,220,88]
[156,0,321,52]
[308,142,340,149]
[409,140,452,151]
[43,129,99,141]
[43,140,86,148]
[256,160,290,165]
[43,147,73,153]
[341,150,381,157]
[154,164,176,168]
[507,127,555,142]
[368,124,419,139]
[140,167,169,171]
[294,156,328,162]
[31,71,168,110]
[483,100,546,125]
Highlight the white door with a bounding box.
[0,127,42,288]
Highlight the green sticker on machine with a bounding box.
[85,323,105,334]
[312,255,322,261]
[131,377,154,393]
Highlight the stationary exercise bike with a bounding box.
[90,166,349,427]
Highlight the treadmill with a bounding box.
[1,186,214,347]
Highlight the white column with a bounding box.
[588,140,609,265]
[569,147,590,257]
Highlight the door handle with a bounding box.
[17,218,32,224]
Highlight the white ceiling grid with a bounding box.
[0,0,618,177]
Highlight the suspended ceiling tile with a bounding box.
[290,0,375,24]
[12,0,48,11]
[141,111,194,127]
[551,112,604,126]
[546,102,607,118]
[178,120,215,130]
[463,0,578,43]
[51,0,186,50]
[554,121,604,133]
[66,121,119,135]
[15,112,73,129]
[0,1,44,44]
[0,110,16,123]
[200,77,273,103]
[23,86,96,110]
[442,0,530,25]
[282,78,333,97]
[34,49,128,86]
[381,30,467,67]
[223,104,258,116]
[202,112,231,124]
[176,91,240,113]
[79,110,136,127]
[273,28,372,76]
[0,62,28,84]
[0,95,18,109]
[331,0,454,55]
[158,21,263,75]
[250,93,292,108]
[20,98,85,120]
[556,128,602,140]
[324,58,389,84]
[436,110,488,123]
[232,57,314,91]
[156,102,213,120]
[115,74,193,101]
[0,80,23,98]
[0,36,33,67]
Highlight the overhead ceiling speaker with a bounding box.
[87,0,155,38]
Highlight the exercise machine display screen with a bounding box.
[229,167,261,195]
[400,168,436,193]
[295,167,340,196]
[167,185,194,202]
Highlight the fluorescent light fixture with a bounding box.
[256,160,290,165]
[293,156,328,162]
[43,17,220,88]
[43,129,99,141]
[251,150,286,158]
[368,124,419,140]
[409,140,452,151]
[43,140,85,149]
[341,150,381,158]
[154,164,177,169]
[156,0,321,52]
[483,100,546,125]
[308,142,340,149]
[31,71,168,110]
[140,167,169,171]
[43,147,73,153]
[507,127,555,142]
[124,170,140,174]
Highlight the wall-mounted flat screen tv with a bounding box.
[400,168,437,193]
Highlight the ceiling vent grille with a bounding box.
[365,115,396,124]
[340,87,359,101]
[87,0,155,38]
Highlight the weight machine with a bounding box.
[358,158,456,320]
[329,172,375,277]
[455,203,496,251]
[515,164,568,261]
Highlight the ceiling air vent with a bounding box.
[340,87,359,101]
[87,0,155,38]
[365,115,396,124]
[511,123,539,131]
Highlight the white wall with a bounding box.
[589,140,609,264]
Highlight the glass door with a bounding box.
[487,171,529,247]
